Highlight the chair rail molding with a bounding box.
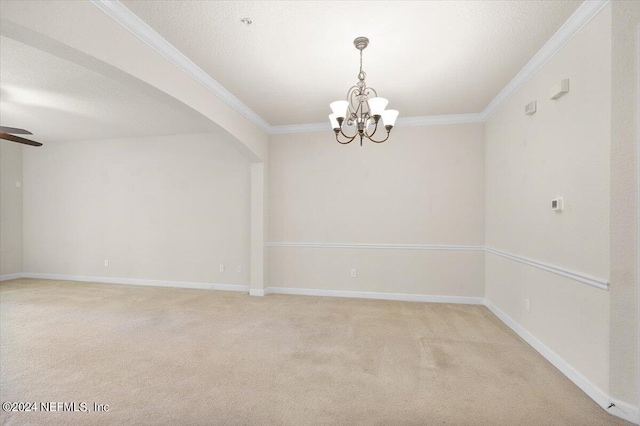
[485,248,609,290]
[267,242,609,291]
[265,242,484,250]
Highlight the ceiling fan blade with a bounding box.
[0,126,33,135]
[0,133,42,147]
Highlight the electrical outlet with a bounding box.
[237,266,242,273]
[350,269,357,278]
[525,298,531,312]
[104,259,109,267]
[15,181,21,188]
[219,264,225,273]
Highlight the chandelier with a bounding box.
[329,36,399,145]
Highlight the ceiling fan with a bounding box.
[0,126,42,147]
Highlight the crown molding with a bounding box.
[91,0,610,135]
[269,122,331,135]
[480,0,610,119]
[89,0,271,133]
[269,113,485,135]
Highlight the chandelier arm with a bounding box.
[366,131,391,144]
[365,122,391,143]
[335,131,356,144]
[339,126,357,139]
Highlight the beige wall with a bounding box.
[610,0,640,407]
[269,248,484,297]
[0,140,23,277]
[485,5,612,394]
[22,133,251,285]
[268,124,485,295]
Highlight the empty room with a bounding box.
[0,0,638,424]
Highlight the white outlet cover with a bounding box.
[219,264,225,272]
[350,269,357,278]
[237,266,242,273]
[15,181,22,188]
[104,259,109,267]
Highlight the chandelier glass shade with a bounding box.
[329,37,399,145]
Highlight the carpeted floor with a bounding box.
[0,278,630,425]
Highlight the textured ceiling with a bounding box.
[123,0,581,126]
[0,36,211,144]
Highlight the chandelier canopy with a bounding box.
[329,37,399,146]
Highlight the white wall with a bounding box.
[485,4,611,395]
[22,133,251,286]
[0,140,23,277]
[268,124,485,296]
[610,0,640,408]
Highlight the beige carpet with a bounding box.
[0,279,629,425]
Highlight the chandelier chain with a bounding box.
[357,49,365,82]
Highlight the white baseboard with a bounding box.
[249,288,265,297]
[609,398,640,424]
[484,298,639,424]
[0,273,24,282]
[21,273,249,293]
[265,286,484,305]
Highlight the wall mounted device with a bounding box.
[550,79,570,100]
[525,101,537,115]
[551,198,564,212]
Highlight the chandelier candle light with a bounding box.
[329,36,399,145]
